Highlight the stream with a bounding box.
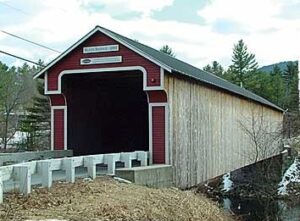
[220,196,300,221]
[200,156,300,220]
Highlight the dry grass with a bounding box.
[0,177,232,221]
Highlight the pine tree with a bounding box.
[228,39,258,87]
[160,45,175,57]
[269,65,285,107]
[283,61,299,111]
[203,61,224,77]
[20,81,50,150]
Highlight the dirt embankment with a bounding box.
[0,177,232,221]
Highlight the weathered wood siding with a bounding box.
[164,73,283,188]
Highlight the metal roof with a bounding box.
[99,26,282,111]
[35,26,283,112]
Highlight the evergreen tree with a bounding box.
[269,65,285,107]
[245,71,272,100]
[20,81,50,150]
[228,39,258,87]
[203,61,224,77]
[160,45,175,57]
[283,61,299,111]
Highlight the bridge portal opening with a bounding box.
[63,71,149,156]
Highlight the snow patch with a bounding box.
[0,131,27,148]
[222,172,233,192]
[9,131,27,144]
[278,158,300,195]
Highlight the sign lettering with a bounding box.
[83,44,119,54]
[80,56,122,65]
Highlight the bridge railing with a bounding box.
[0,150,73,166]
[0,151,148,203]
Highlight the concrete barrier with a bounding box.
[115,164,173,188]
[0,150,149,203]
[0,150,73,166]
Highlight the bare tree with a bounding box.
[232,109,284,198]
[0,66,27,149]
[239,109,282,163]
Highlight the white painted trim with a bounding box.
[98,27,172,72]
[168,96,172,166]
[64,107,67,150]
[50,107,54,151]
[150,102,168,107]
[165,104,169,164]
[148,105,153,164]
[44,72,48,94]
[34,26,172,79]
[51,106,67,151]
[148,102,169,164]
[160,67,164,90]
[44,66,164,94]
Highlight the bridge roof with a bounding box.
[35,26,283,112]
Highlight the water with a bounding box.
[280,201,300,221]
[205,155,300,220]
[221,196,300,221]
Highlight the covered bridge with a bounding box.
[34,26,283,188]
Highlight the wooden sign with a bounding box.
[80,56,122,65]
[83,44,119,54]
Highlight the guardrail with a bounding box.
[0,150,73,166]
[0,151,148,203]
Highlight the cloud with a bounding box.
[152,0,208,25]
[195,0,300,65]
[81,0,174,17]
[198,0,282,31]
[212,19,248,34]
[0,0,299,70]
[278,1,300,19]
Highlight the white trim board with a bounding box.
[148,102,169,164]
[34,26,172,79]
[44,66,164,94]
[51,106,67,151]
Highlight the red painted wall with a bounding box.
[147,91,167,103]
[54,109,64,150]
[46,29,167,163]
[47,31,161,91]
[50,94,65,106]
[152,106,165,164]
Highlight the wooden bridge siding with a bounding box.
[164,74,283,188]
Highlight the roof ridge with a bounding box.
[101,27,282,110]
[35,25,283,112]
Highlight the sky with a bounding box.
[0,0,299,69]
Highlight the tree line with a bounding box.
[161,40,299,113]
[0,61,50,150]
[161,40,299,137]
[205,40,298,112]
[0,40,298,151]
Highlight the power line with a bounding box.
[0,50,44,67]
[0,30,61,53]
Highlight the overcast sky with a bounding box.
[0,0,299,69]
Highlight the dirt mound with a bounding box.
[0,177,231,221]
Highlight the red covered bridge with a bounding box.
[35,26,283,188]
